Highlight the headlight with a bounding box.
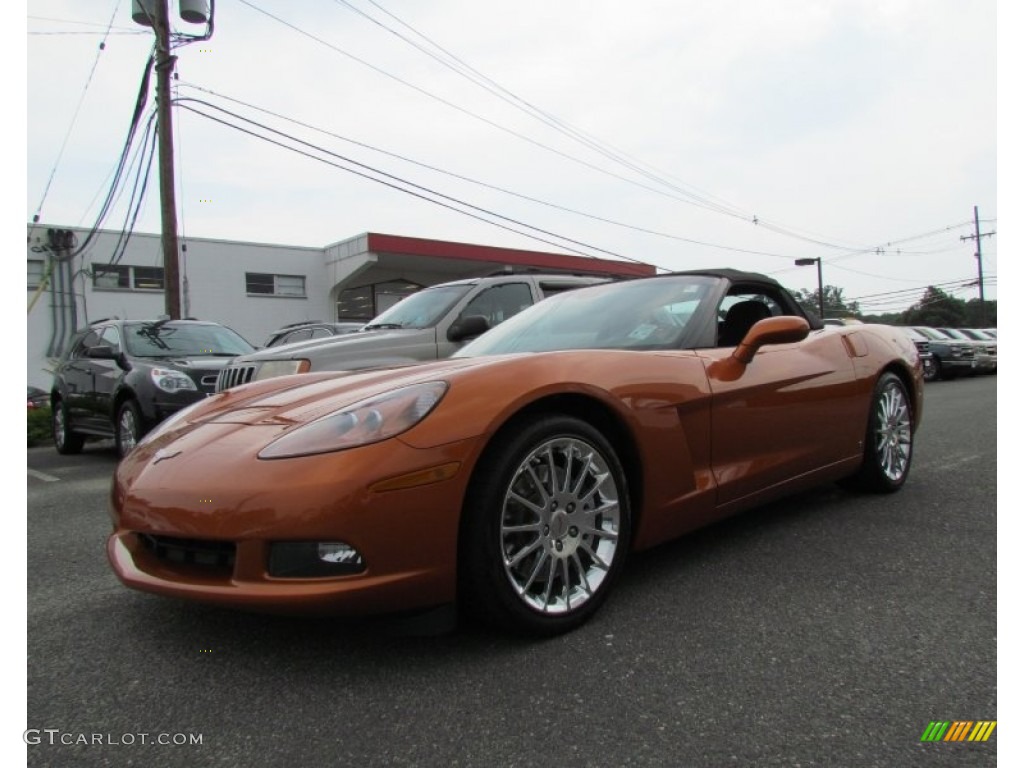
[254,360,310,381]
[258,381,448,459]
[150,368,197,393]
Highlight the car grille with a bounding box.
[216,364,257,392]
[139,533,236,570]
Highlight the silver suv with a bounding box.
[217,273,606,391]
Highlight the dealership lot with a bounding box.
[27,376,996,767]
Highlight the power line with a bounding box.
[176,99,664,268]
[30,0,125,228]
[236,0,884,254]
[176,82,803,262]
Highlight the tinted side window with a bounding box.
[99,326,122,353]
[460,283,534,328]
[71,330,101,359]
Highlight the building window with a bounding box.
[28,260,45,289]
[246,272,306,298]
[93,264,165,291]
[336,280,422,321]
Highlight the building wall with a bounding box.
[27,225,655,389]
[27,226,328,387]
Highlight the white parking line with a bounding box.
[27,468,60,483]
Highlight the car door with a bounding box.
[62,330,101,429]
[699,289,863,507]
[436,282,535,358]
[90,325,124,426]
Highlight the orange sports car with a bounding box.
[108,270,923,635]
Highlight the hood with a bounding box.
[144,356,236,370]
[157,355,503,431]
[237,328,434,363]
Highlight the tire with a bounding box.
[459,415,631,636]
[52,398,85,455]
[842,372,913,493]
[921,357,938,383]
[938,361,957,381]
[115,400,144,459]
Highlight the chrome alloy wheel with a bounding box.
[119,406,139,455]
[874,380,912,482]
[53,407,67,450]
[499,437,621,615]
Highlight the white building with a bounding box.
[27,225,654,388]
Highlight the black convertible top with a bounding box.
[671,268,781,286]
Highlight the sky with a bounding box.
[22,0,1001,315]
[14,0,1017,758]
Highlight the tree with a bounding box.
[902,286,967,327]
[964,298,997,328]
[790,285,860,319]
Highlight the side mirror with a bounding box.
[734,316,810,364]
[87,346,117,360]
[447,315,490,342]
[88,345,131,370]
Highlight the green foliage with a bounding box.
[791,285,860,319]
[903,286,968,327]
[964,298,997,328]
[28,407,52,447]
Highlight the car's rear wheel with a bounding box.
[460,415,631,636]
[843,372,913,493]
[52,399,85,455]
[116,400,143,459]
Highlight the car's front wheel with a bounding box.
[52,398,85,455]
[460,415,631,636]
[115,400,143,459]
[843,372,914,493]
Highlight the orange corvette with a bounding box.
[108,271,923,635]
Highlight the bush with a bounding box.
[28,407,52,447]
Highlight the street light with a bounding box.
[795,257,824,319]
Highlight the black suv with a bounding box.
[51,318,254,458]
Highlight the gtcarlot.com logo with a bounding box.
[24,729,203,747]
[920,721,996,743]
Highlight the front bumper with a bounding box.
[107,425,479,615]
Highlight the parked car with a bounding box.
[51,318,254,458]
[956,328,997,374]
[262,321,365,348]
[910,327,976,380]
[216,273,607,391]
[896,327,938,382]
[108,270,922,636]
[28,385,49,409]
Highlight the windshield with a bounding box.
[364,284,472,330]
[455,276,717,356]
[124,322,254,357]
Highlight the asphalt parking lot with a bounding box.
[26,375,997,767]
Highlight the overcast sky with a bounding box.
[23,0,1002,313]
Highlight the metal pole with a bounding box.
[816,258,824,319]
[155,0,181,318]
[973,205,985,305]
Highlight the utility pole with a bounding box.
[794,257,824,319]
[960,205,994,304]
[154,0,182,319]
[134,0,212,318]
